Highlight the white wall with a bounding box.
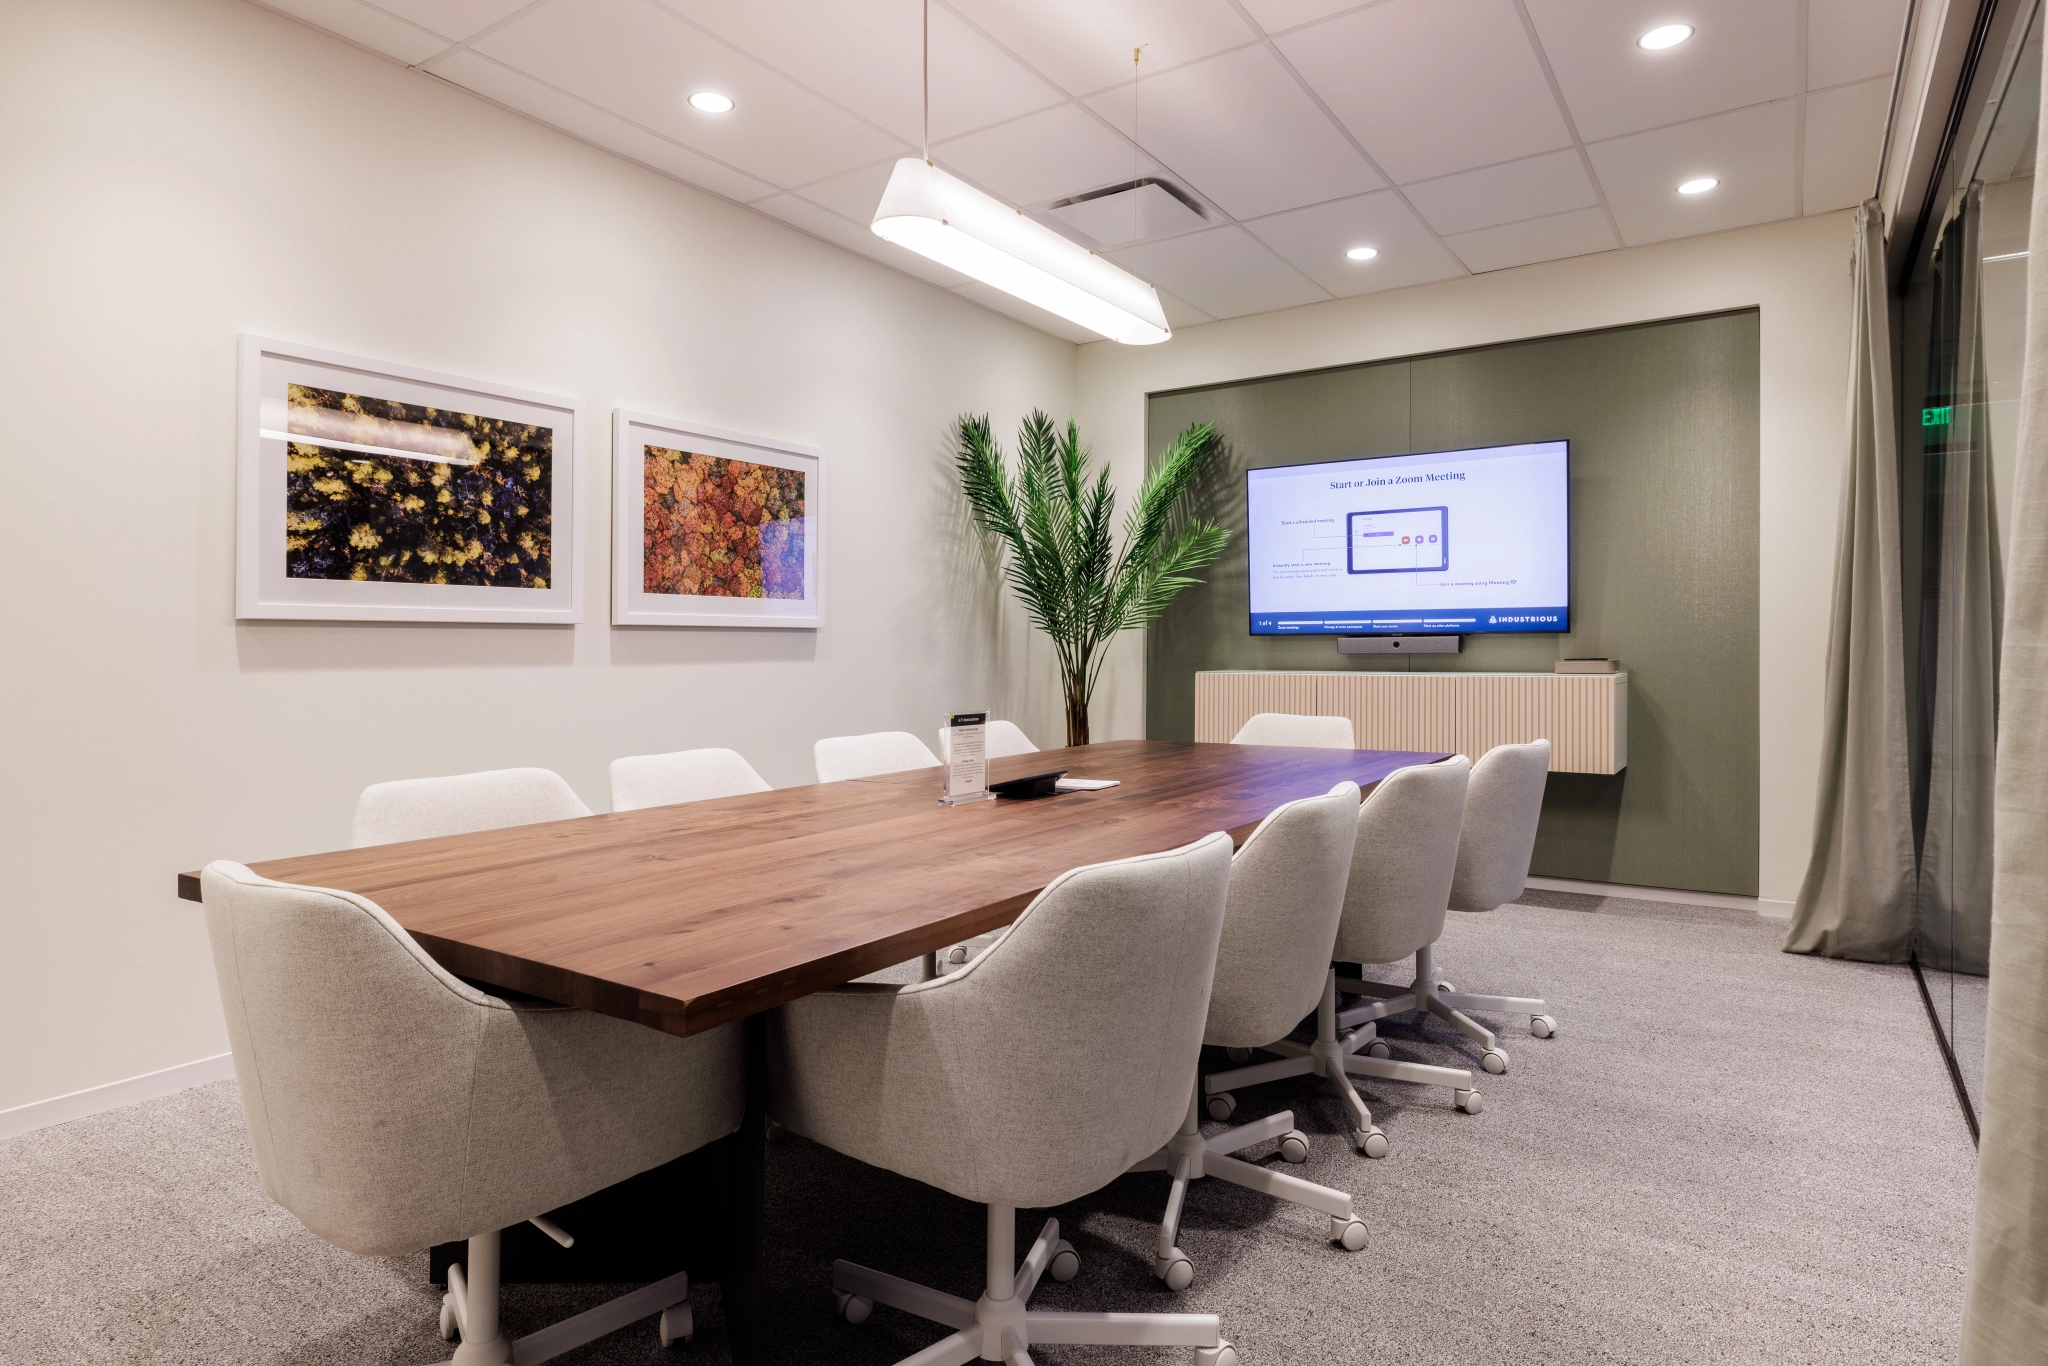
[0,0,1076,1111]
[1076,213,1857,905]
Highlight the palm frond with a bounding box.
[956,412,1230,743]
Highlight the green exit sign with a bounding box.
[1923,406,1953,427]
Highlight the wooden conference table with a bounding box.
[177,739,1446,1362]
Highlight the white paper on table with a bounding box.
[1054,778,1118,791]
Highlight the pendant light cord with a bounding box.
[1132,45,1144,246]
[922,0,930,161]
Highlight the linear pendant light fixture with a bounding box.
[871,2,1171,344]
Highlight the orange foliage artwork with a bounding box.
[642,446,806,599]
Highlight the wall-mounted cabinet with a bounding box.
[1195,669,1627,775]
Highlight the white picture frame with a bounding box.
[612,409,824,629]
[236,335,583,623]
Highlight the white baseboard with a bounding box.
[0,1053,236,1141]
[1523,875,1795,919]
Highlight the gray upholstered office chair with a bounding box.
[609,747,772,811]
[1424,739,1559,1047]
[770,835,1243,1366]
[352,768,591,847]
[200,861,743,1363]
[934,719,1040,763]
[813,731,941,783]
[1204,758,1480,1158]
[1230,713,1356,748]
[1132,782,1367,1291]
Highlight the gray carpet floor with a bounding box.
[0,893,1975,1365]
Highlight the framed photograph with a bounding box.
[612,409,823,628]
[236,335,582,623]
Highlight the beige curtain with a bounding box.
[1959,147,2048,1361]
[1920,182,2003,977]
[1783,200,1918,961]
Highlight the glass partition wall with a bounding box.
[1902,0,2038,1137]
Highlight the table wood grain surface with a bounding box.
[178,741,1444,1037]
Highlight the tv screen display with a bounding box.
[1245,440,1569,636]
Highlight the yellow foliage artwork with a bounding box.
[283,384,553,588]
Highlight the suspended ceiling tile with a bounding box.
[947,282,1104,343]
[1808,0,1911,90]
[1277,0,1573,184]
[792,159,901,223]
[1803,77,1890,216]
[1441,205,1617,273]
[371,0,535,43]
[1586,100,1797,246]
[255,0,450,63]
[469,0,904,190]
[1241,190,1467,296]
[1082,44,1382,220]
[1403,148,1599,235]
[1113,225,1331,320]
[432,50,781,203]
[935,104,1164,208]
[653,0,1063,147]
[1236,0,1371,34]
[1523,0,1798,143]
[750,193,975,289]
[1153,285,1217,329]
[945,0,1257,98]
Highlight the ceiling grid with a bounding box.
[251,0,1910,341]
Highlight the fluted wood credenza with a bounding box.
[1194,669,1628,775]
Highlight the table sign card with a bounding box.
[940,712,993,805]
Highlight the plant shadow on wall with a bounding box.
[955,410,1229,746]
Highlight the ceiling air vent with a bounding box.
[1047,178,1207,246]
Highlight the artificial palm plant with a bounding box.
[956,410,1229,746]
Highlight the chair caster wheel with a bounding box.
[765,1118,788,1143]
[1364,1039,1392,1059]
[438,1293,457,1341]
[1331,1215,1368,1250]
[1531,1014,1556,1039]
[1278,1129,1310,1164]
[834,1290,872,1324]
[1456,1089,1483,1114]
[1206,1092,1236,1122]
[1195,1338,1239,1366]
[1481,1049,1508,1075]
[1049,1239,1079,1283]
[659,1302,693,1347]
[1437,981,1456,994]
[1157,1248,1194,1291]
[1356,1127,1389,1158]
[1225,1047,1252,1064]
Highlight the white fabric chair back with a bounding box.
[934,719,1041,763]
[610,747,772,811]
[351,768,590,847]
[1206,782,1362,1048]
[1230,713,1357,748]
[1334,756,1472,965]
[813,731,942,783]
[199,862,742,1257]
[770,833,1233,1209]
[1450,739,1551,912]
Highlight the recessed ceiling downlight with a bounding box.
[1677,176,1719,195]
[688,91,735,113]
[1346,246,1379,261]
[1638,24,1694,50]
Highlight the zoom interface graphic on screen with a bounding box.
[1245,440,1569,636]
[1348,507,1447,573]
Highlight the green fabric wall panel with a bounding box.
[1144,311,1761,896]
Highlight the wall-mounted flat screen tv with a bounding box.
[1245,440,1570,636]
